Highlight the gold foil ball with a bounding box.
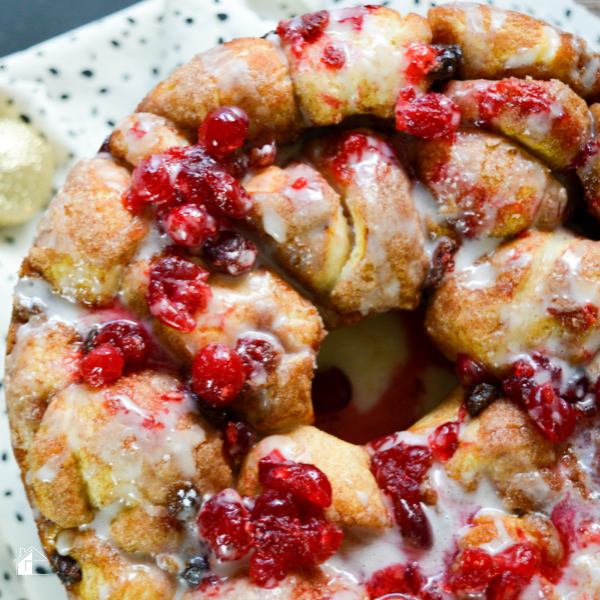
[0,117,55,227]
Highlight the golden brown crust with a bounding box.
[303,129,428,315]
[459,512,564,568]
[27,157,147,306]
[444,78,591,170]
[414,129,568,238]
[430,3,600,103]
[411,388,563,512]
[238,425,390,529]
[446,397,558,511]
[42,526,178,600]
[4,310,82,456]
[122,263,324,433]
[578,103,600,222]
[426,229,600,375]
[109,506,184,557]
[26,369,231,526]
[244,164,352,296]
[109,113,191,166]
[138,38,302,143]
[281,8,431,126]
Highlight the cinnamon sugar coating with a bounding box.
[238,425,390,529]
[27,157,147,306]
[430,2,600,103]
[138,38,302,143]
[426,229,600,376]
[414,129,567,238]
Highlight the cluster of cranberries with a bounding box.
[197,452,343,588]
[79,320,150,387]
[368,419,461,551]
[369,441,434,549]
[474,78,556,122]
[277,7,376,63]
[366,528,551,600]
[457,352,597,443]
[124,106,284,407]
[367,561,441,600]
[447,542,544,600]
[394,43,462,140]
[502,356,581,443]
[128,106,262,335]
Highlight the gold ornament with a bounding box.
[0,116,55,227]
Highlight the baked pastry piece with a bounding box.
[6,3,600,600]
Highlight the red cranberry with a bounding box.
[277,11,329,45]
[147,255,211,332]
[249,138,277,169]
[524,381,576,443]
[175,148,219,206]
[456,354,494,388]
[202,231,257,276]
[250,527,299,586]
[192,342,247,407]
[127,152,182,209]
[87,321,149,365]
[225,421,257,459]
[202,170,253,218]
[502,360,537,405]
[251,490,301,521]
[322,44,345,69]
[428,237,459,288]
[390,483,433,550]
[370,443,433,549]
[174,147,252,219]
[312,367,352,416]
[495,542,539,578]
[302,514,344,563]
[197,489,251,561]
[404,43,441,85]
[248,464,342,588]
[300,11,329,42]
[449,547,498,594]
[250,512,340,587]
[328,132,371,182]
[366,562,437,600]
[236,336,280,385]
[198,107,249,158]
[477,79,554,121]
[165,204,217,247]
[429,421,459,462]
[259,457,333,509]
[80,343,125,387]
[395,89,460,140]
[485,572,529,600]
[371,443,433,487]
[203,456,342,587]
